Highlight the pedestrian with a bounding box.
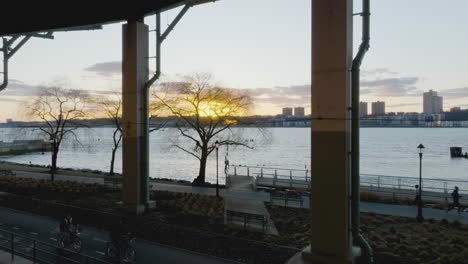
[414,185,420,205]
[447,186,462,213]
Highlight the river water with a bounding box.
[0,127,467,183]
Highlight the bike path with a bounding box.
[0,206,239,264]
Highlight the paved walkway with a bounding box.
[4,170,468,224]
[225,176,278,235]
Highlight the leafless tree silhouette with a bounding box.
[27,87,90,180]
[153,74,253,185]
[98,92,166,176]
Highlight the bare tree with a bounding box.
[98,93,166,176]
[153,74,253,185]
[26,87,90,181]
[98,96,122,176]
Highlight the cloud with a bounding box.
[440,87,468,98]
[82,61,159,81]
[87,89,120,96]
[361,77,420,97]
[387,103,420,108]
[84,61,121,77]
[0,97,21,103]
[241,84,311,107]
[362,68,398,76]
[155,82,311,108]
[0,79,43,96]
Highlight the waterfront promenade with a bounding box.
[0,167,467,264]
[1,168,466,224]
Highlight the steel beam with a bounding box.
[160,5,190,42]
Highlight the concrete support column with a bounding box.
[122,20,155,214]
[302,0,355,263]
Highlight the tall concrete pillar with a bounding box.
[122,20,155,214]
[302,0,356,263]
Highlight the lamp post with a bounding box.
[417,143,425,222]
[215,140,219,198]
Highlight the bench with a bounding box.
[270,190,303,207]
[226,210,268,230]
[0,170,15,177]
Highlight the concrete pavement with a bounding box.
[0,207,239,264]
[0,252,32,264]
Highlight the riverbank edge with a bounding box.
[0,160,226,188]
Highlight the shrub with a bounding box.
[0,176,116,200]
[451,220,462,228]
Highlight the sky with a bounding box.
[1,0,468,121]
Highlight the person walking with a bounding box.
[447,186,462,213]
[414,185,420,205]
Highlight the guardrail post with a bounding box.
[274,169,277,186]
[290,170,293,187]
[247,167,250,177]
[11,233,14,261]
[33,240,36,263]
[234,166,237,176]
[261,168,263,178]
[398,178,401,189]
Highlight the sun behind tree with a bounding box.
[152,73,253,185]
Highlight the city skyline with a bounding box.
[2,0,468,121]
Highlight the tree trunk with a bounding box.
[194,150,208,185]
[109,147,117,176]
[51,148,58,181]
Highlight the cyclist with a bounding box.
[59,211,73,240]
[110,218,130,254]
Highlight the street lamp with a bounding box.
[215,140,220,198]
[417,143,425,222]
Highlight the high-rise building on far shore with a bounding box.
[359,102,368,117]
[371,101,385,115]
[423,90,443,114]
[282,107,293,116]
[294,107,305,117]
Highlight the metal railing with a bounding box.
[0,193,297,264]
[361,173,468,203]
[229,165,468,202]
[229,165,310,189]
[0,193,125,231]
[361,174,468,192]
[0,228,110,264]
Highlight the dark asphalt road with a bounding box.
[0,206,240,264]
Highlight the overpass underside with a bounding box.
[1,0,360,263]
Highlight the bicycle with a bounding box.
[57,224,82,253]
[106,234,136,264]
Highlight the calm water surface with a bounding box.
[0,127,467,183]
